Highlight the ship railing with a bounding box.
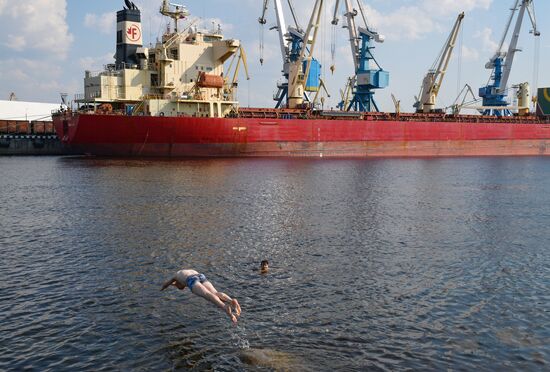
[141,94,165,100]
[84,71,103,79]
[85,69,125,79]
[74,92,103,101]
[114,62,141,71]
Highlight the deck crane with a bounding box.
[331,0,389,112]
[448,84,478,115]
[259,0,322,108]
[479,0,539,116]
[414,12,465,113]
[223,46,250,102]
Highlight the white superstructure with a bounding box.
[77,1,241,118]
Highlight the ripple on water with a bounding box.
[0,157,549,371]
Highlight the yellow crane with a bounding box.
[338,77,353,110]
[312,78,330,108]
[224,46,250,101]
[414,12,465,113]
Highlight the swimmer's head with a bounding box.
[173,280,185,290]
[260,260,269,272]
[161,277,186,291]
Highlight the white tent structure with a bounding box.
[0,100,60,121]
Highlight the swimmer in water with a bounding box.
[161,269,242,324]
[260,260,269,274]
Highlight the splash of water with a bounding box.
[231,325,250,350]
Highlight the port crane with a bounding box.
[287,0,324,109]
[414,12,465,113]
[479,0,539,116]
[331,0,389,112]
[259,0,322,108]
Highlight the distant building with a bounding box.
[0,100,61,121]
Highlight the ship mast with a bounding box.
[160,0,189,32]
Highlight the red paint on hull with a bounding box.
[53,113,550,157]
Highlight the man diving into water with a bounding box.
[161,269,242,324]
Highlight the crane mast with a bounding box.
[259,0,321,108]
[479,0,539,116]
[332,0,388,112]
[288,0,324,109]
[415,12,464,113]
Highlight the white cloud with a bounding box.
[475,27,499,55]
[199,17,234,33]
[79,53,115,72]
[327,0,493,41]
[0,1,75,101]
[421,0,492,17]
[84,12,116,35]
[0,58,79,101]
[5,35,26,51]
[461,45,480,62]
[364,5,437,41]
[0,0,73,58]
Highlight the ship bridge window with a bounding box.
[151,74,159,87]
[149,54,156,64]
[206,67,213,72]
[170,49,179,60]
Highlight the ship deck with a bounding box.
[235,107,550,125]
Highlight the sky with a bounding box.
[0,0,549,113]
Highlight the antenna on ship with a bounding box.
[160,0,189,33]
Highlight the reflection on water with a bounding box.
[0,156,549,371]
[238,348,308,371]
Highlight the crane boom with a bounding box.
[344,0,360,72]
[415,12,464,113]
[259,0,288,66]
[499,1,537,94]
[286,0,302,32]
[259,0,269,22]
[479,0,540,116]
[494,0,520,64]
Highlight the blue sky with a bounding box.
[0,0,548,113]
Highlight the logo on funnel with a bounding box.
[127,24,141,42]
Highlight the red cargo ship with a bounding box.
[53,109,550,157]
[53,0,550,158]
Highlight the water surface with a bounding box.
[0,156,549,371]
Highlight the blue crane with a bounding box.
[479,0,539,116]
[332,0,389,112]
[259,0,322,109]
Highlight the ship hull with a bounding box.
[53,113,550,157]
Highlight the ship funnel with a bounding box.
[116,2,143,69]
